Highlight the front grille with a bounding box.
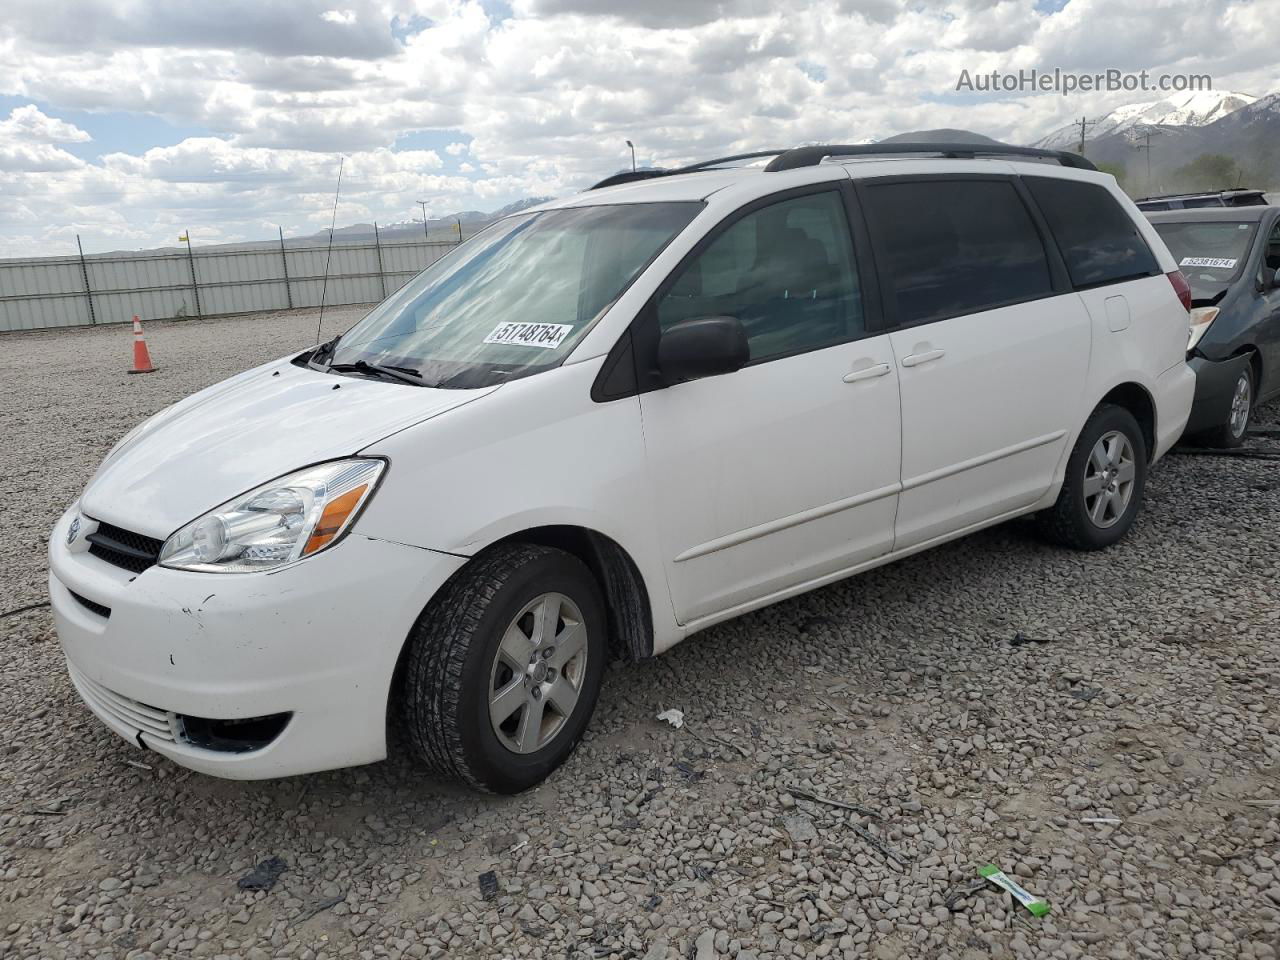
[86,520,163,575]
[67,662,179,743]
[68,591,111,619]
[67,662,289,755]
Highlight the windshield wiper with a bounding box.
[326,360,428,386]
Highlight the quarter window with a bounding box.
[656,191,863,363]
[1025,177,1160,288]
[860,179,1053,327]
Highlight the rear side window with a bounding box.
[860,179,1053,326]
[1025,178,1159,288]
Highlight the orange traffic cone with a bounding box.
[127,315,156,374]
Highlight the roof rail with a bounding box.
[1135,187,1264,202]
[589,150,790,190]
[588,142,1098,191]
[590,170,670,190]
[763,142,1098,172]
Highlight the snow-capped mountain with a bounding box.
[1035,90,1256,149]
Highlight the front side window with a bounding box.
[330,202,700,388]
[1151,219,1258,300]
[861,179,1053,326]
[656,191,864,362]
[1025,177,1160,288]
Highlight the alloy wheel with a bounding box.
[1083,430,1136,529]
[488,592,589,754]
[1229,371,1252,439]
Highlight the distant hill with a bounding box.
[1035,90,1257,150]
[1070,93,1280,194]
[121,197,555,258]
[297,196,554,245]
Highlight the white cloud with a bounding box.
[0,104,91,143]
[0,0,1276,256]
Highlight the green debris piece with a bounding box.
[979,864,1050,917]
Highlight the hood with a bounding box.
[80,356,497,538]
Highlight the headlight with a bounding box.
[159,459,385,573]
[1188,306,1219,352]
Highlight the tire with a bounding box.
[1036,404,1148,551]
[1199,363,1254,449]
[400,543,606,793]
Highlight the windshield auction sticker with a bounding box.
[483,321,573,349]
[1180,257,1237,269]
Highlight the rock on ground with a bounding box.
[1,305,1279,960]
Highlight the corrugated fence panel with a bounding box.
[0,290,91,331]
[0,238,462,333]
[94,287,197,326]
[0,258,85,297]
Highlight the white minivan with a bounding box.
[49,144,1195,792]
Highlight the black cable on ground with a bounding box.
[0,600,51,619]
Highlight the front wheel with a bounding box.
[1200,364,1253,449]
[1036,404,1148,550]
[400,543,606,793]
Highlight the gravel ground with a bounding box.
[2,307,1279,960]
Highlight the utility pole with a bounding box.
[1132,126,1162,196]
[1076,116,1097,156]
[416,200,429,240]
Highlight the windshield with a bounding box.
[328,202,701,388]
[1153,220,1258,300]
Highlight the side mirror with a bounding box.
[657,316,750,383]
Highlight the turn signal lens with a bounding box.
[302,485,369,556]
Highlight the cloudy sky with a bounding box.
[0,0,1275,258]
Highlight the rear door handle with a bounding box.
[901,348,945,368]
[842,362,892,384]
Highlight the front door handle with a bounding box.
[842,362,892,383]
[901,348,945,368]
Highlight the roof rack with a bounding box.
[763,142,1097,172]
[588,141,1096,191]
[590,150,789,190]
[1135,187,1264,202]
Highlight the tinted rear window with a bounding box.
[1152,219,1257,299]
[860,179,1053,326]
[1026,178,1159,288]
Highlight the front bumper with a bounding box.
[49,507,465,779]
[1185,353,1251,438]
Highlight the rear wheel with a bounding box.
[1036,404,1147,550]
[1199,364,1253,449]
[400,543,606,793]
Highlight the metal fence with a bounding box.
[0,235,461,333]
